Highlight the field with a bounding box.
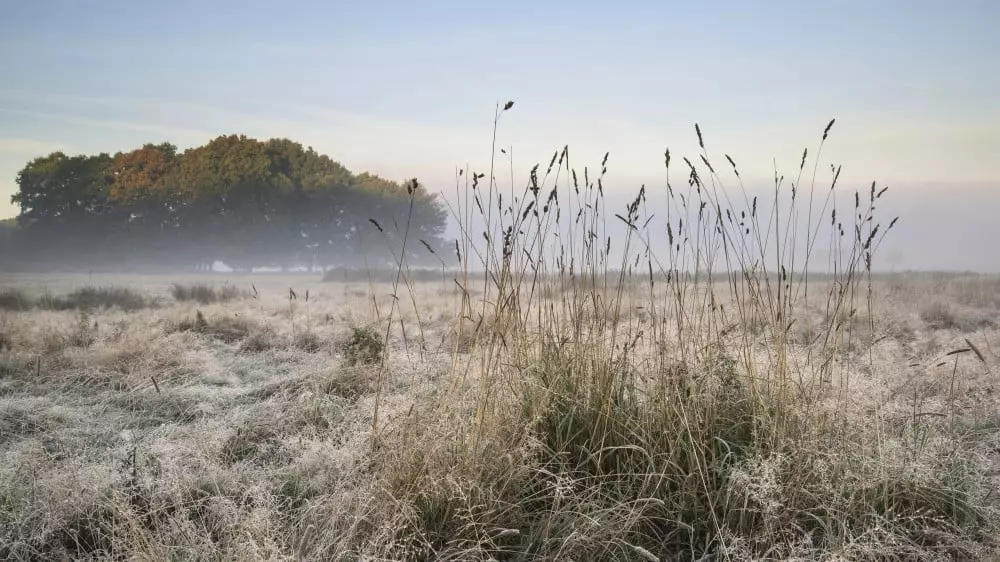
[2,122,1000,560]
[1,268,999,561]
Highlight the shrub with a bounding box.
[170,282,244,304]
[342,325,384,366]
[0,289,32,311]
[37,286,152,311]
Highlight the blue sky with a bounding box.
[1,0,998,268]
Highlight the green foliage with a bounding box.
[13,152,113,223]
[8,135,453,272]
[342,325,384,366]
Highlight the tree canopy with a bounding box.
[5,135,451,272]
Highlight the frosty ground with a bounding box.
[1,272,999,560]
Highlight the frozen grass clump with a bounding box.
[170,282,245,304]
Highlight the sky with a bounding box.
[0,0,997,270]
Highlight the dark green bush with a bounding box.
[342,325,384,366]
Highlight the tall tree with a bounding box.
[0,217,15,266]
[13,152,113,223]
[109,143,179,208]
[8,135,453,272]
[12,152,114,268]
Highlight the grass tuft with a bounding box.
[0,286,153,311]
[0,289,32,311]
[342,325,384,366]
[920,300,966,331]
[342,116,997,560]
[40,286,152,311]
[170,282,244,304]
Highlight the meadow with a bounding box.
[2,122,1000,561]
[1,270,998,562]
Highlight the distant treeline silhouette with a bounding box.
[2,135,452,272]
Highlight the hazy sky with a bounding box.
[1,1,997,269]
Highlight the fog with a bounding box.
[2,180,996,276]
[430,176,1000,276]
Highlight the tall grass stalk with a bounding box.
[360,109,995,560]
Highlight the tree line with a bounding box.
[3,135,452,272]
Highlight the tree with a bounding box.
[13,152,113,223]
[7,135,454,272]
[109,143,179,208]
[352,174,449,267]
[264,139,355,269]
[0,217,15,266]
[11,152,114,268]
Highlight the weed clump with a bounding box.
[195,309,209,332]
[0,289,32,311]
[293,331,324,352]
[318,366,372,400]
[204,315,249,343]
[3,286,153,311]
[170,282,244,304]
[920,300,964,330]
[70,311,98,348]
[446,325,479,353]
[176,310,278,352]
[342,325,384,366]
[45,286,151,311]
[239,328,281,354]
